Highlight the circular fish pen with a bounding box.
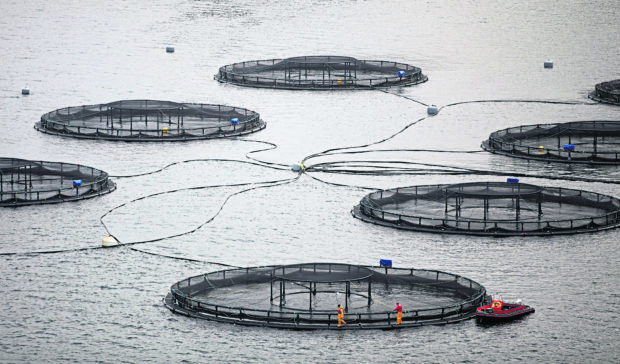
[164,263,487,330]
[214,55,428,90]
[481,120,620,164]
[35,100,266,141]
[589,79,620,105]
[352,181,620,236]
[0,158,116,207]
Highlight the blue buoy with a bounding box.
[563,144,575,151]
[166,46,175,53]
[544,60,553,69]
[397,70,405,77]
[507,178,519,183]
[427,105,439,115]
[379,259,392,267]
[230,118,238,124]
[72,180,82,187]
[21,88,30,95]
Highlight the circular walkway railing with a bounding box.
[164,263,487,330]
[352,182,620,236]
[35,100,266,141]
[0,158,115,207]
[215,56,428,90]
[481,120,620,164]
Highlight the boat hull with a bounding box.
[476,305,535,324]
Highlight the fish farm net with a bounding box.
[164,263,487,330]
[481,120,620,164]
[589,79,620,105]
[214,56,428,90]
[35,100,266,141]
[352,182,620,236]
[0,158,115,207]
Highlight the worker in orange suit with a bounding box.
[393,302,403,324]
[338,304,346,327]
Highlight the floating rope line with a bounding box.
[302,94,615,184]
[236,138,289,169]
[0,175,299,257]
[111,158,286,179]
[127,246,240,267]
[110,141,288,180]
[375,88,429,106]
[100,175,300,247]
[303,116,428,165]
[0,246,101,257]
[306,173,378,191]
[307,157,620,185]
[3,95,611,257]
[444,99,597,107]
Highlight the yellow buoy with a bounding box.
[102,234,119,247]
[162,127,168,136]
[337,78,342,84]
[538,146,544,155]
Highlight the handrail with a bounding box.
[215,57,426,88]
[484,121,620,162]
[168,264,486,326]
[0,159,111,202]
[357,184,620,232]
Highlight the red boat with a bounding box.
[476,299,534,323]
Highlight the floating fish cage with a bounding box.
[164,263,487,330]
[589,79,620,105]
[0,158,116,207]
[214,56,428,90]
[35,100,266,141]
[352,182,620,237]
[481,120,620,164]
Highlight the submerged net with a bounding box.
[481,120,620,164]
[352,181,620,236]
[164,263,486,329]
[589,79,620,105]
[215,55,428,89]
[35,100,266,141]
[0,158,115,206]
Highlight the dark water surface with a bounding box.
[1,0,619,362]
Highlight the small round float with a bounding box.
[164,262,487,330]
[214,55,428,90]
[352,181,620,236]
[35,99,266,141]
[0,157,116,207]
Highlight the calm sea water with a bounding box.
[1,0,619,362]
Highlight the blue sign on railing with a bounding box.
[379,259,392,267]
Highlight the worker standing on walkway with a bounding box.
[338,304,346,327]
[393,302,403,324]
